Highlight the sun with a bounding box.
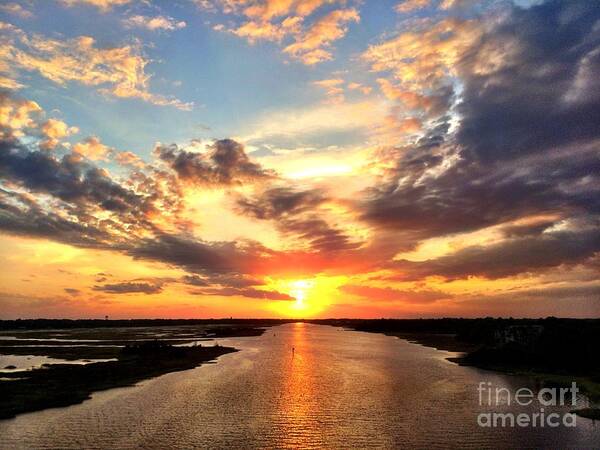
[266,276,348,317]
[289,279,314,309]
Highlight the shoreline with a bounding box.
[382,331,600,420]
[0,324,270,420]
[0,343,237,420]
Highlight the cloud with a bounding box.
[156,139,275,186]
[122,15,187,32]
[362,17,475,141]
[0,25,192,110]
[41,119,79,150]
[201,0,343,22]
[181,274,210,286]
[313,78,345,102]
[0,130,278,283]
[0,93,41,139]
[236,186,361,252]
[0,3,34,18]
[1,0,599,312]
[376,78,451,117]
[0,137,154,241]
[242,99,386,147]
[280,216,363,252]
[93,281,163,294]
[361,140,599,248]
[190,286,294,300]
[454,283,600,318]
[59,0,132,11]
[0,186,114,247]
[236,186,326,219]
[456,0,600,162]
[360,1,600,256]
[203,1,359,64]
[363,18,481,89]
[114,151,145,168]
[390,227,600,281]
[340,284,451,304]
[232,15,302,42]
[1,94,367,290]
[1,94,77,149]
[127,233,249,275]
[283,8,359,64]
[347,82,371,95]
[72,136,113,161]
[64,288,81,295]
[395,0,430,13]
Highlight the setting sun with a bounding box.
[265,276,348,317]
[290,280,313,306]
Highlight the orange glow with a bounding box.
[274,322,316,447]
[267,276,347,317]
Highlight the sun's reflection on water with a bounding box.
[274,322,324,448]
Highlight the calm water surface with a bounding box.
[1,323,599,449]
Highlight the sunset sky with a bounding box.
[0,0,598,319]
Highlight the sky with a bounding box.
[0,0,598,319]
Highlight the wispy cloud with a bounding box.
[201,0,360,64]
[0,24,192,109]
[59,0,132,12]
[122,15,187,32]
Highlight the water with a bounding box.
[0,323,598,449]
[0,354,117,372]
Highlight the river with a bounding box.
[1,323,598,449]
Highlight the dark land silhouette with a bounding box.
[321,318,600,419]
[0,323,271,419]
[0,318,598,420]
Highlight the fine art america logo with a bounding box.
[477,381,579,428]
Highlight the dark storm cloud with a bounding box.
[0,187,114,247]
[93,281,163,294]
[389,228,600,281]
[500,220,556,238]
[0,138,152,221]
[457,0,600,162]
[360,142,588,245]
[361,0,600,269]
[156,139,275,186]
